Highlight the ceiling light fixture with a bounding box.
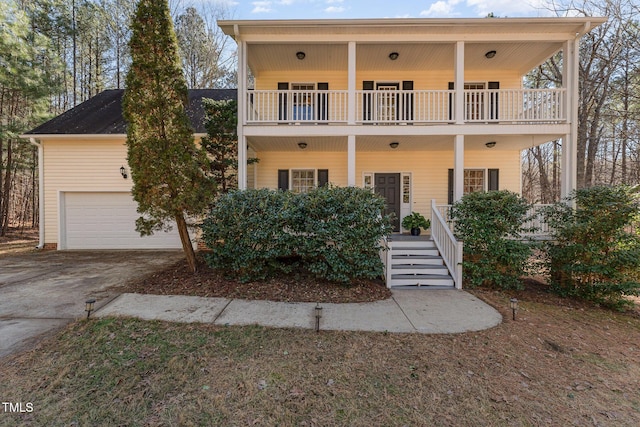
[388,52,399,60]
[389,142,399,149]
[485,141,496,148]
[485,50,497,59]
[298,141,308,149]
[296,51,306,60]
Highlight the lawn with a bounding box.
[1,288,639,426]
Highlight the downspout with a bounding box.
[29,138,44,249]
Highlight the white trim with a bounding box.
[29,138,45,249]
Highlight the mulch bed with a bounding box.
[122,257,392,303]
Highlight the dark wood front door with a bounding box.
[375,173,401,232]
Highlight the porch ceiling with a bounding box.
[247,41,561,77]
[246,134,562,153]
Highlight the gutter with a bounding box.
[28,137,45,249]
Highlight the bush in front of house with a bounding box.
[450,190,535,289]
[543,185,640,309]
[201,186,392,283]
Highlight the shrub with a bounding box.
[450,190,535,289]
[201,186,392,283]
[543,185,640,309]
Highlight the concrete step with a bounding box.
[391,264,449,275]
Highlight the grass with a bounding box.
[1,292,639,426]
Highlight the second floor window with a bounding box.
[292,83,314,121]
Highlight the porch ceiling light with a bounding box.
[388,52,399,60]
[485,50,497,59]
[296,51,306,60]
[485,141,496,148]
[120,165,128,179]
[389,142,399,149]
[298,141,308,149]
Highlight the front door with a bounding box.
[375,173,401,232]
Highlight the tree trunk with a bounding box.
[175,212,197,273]
[1,139,12,236]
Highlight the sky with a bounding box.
[209,0,556,20]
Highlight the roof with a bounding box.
[219,17,607,40]
[25,89,237,136]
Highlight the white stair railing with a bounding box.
[431,199,463,289]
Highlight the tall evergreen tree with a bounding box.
[122,0,213,272]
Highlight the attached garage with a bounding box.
[60,192,183,250]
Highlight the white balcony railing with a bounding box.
[463,88,566,122]
[246,88,566,125]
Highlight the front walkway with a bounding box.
[96,290,502,334]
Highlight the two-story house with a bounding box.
[23,17,605,290]
[218,17,605,288]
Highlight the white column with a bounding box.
[454,41,465,125]
[347,42,356,185]
[454,135,464,202]
[561,38,579,199]
[237,40,247,189]
[347,41,356,124]
[347,135,356,186]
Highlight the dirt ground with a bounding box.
[0,227,38,256]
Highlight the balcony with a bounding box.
[245,88,566,125]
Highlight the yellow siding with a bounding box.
[255,70,522,90]
[255,151,348,188]
[256,149,520,219]
[42,138,131,244]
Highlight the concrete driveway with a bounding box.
[0,250,183,358]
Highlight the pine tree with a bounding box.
[122,0,213,272]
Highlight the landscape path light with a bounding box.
[510,298,518,321]
[85,298,96,319]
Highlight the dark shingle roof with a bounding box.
[25,89,237,135]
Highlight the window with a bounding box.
[464,83,485,121]
[403,174,411,203]
[464,169,485,194]
[363,173,373,190]
[292,169,315,193]
[292,83,314,121]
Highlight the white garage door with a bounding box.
[62,192,184,249]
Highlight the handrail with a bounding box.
[431,199,463,289]
[246,88,566,125]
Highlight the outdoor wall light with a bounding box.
[485,50,497,59]
[510,298,519,321]
[485,141,496,148]
[85,298,96,319]
[388,52,399,60]
[298,141,308,149]
[315,303,323,332]
[389,142,399,149]
[296,51,306,60]
[120,165,128,179]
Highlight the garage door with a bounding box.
[62,192,184,249]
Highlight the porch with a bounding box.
[383,202,552,290]
[246,88,567,125]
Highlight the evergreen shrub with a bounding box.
[201,187,392,283]
[450,190,535,289]
[543,185,640,309]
